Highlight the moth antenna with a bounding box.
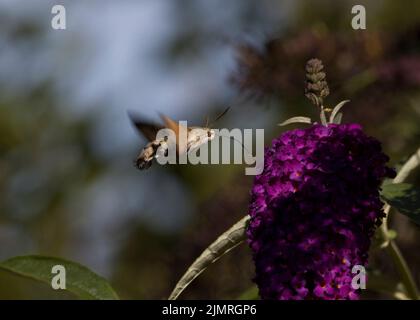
[208,106,230,128]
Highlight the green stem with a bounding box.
[385,240,419,299]
[379,147,420,299]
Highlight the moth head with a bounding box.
[207,128,215,141]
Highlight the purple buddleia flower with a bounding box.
[247,123,395,300]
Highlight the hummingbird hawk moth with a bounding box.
[129,107,230,170]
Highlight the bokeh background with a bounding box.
[0,0,419,299]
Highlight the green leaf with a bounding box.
[237,285,259,300]
[329,100,350,124]
[278,116,312,127]
[372,228,398,249]
[168,215,250,300]
[332,112,343,124]
[0,255,119,300]
[387,229,398,240]
[381,183,420,226]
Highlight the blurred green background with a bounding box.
[0,0,419,299]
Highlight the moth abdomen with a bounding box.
[134,139,165,170]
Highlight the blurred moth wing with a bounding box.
[129,113,163,142]
[159,113,190,155]
[129,113,166,169]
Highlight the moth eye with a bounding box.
[207,131,212,137]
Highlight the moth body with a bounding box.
[129,107,228,170]
[186,127,215,152]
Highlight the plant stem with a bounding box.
[379,147,420,299]
[386,239,419,299]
